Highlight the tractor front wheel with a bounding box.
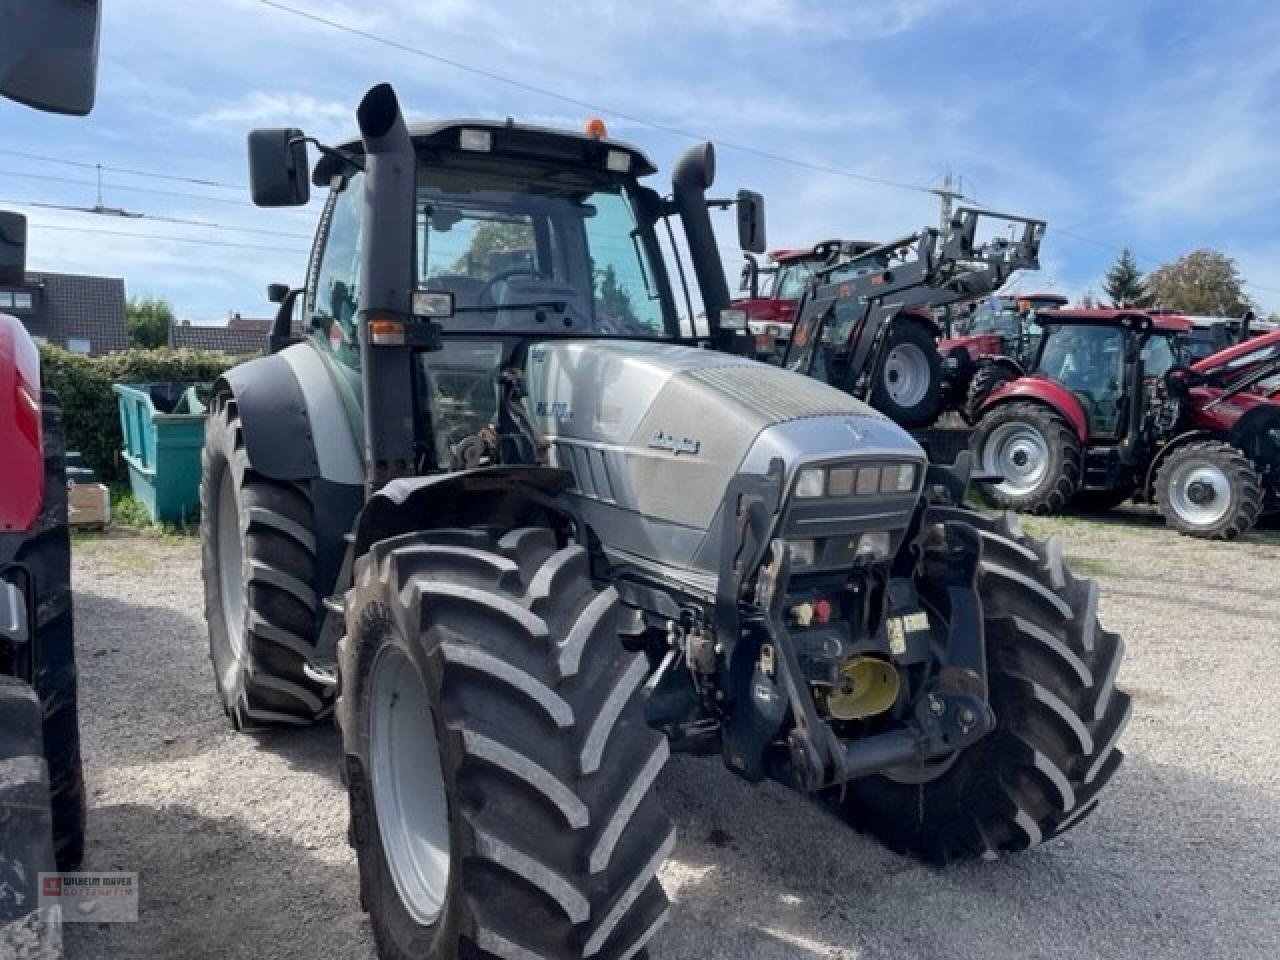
[200,392,331,728]
[870,320,944,428]
[338,528,673,960]
[1155,440,1263,540]
[974,402,1082,513]
[833,509,1131,863]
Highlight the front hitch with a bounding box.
[777,519,996,792]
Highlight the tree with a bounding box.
[450,220,533,278]
[1145,249,1253,316]
[126,295,174,348]
[594,264,637,324]
[1103,248,1148,307]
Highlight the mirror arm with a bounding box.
[293,135,365,174]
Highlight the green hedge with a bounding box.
[38,346,246,482]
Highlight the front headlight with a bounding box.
[793,461,920,499]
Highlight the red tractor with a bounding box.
[972,308,1280,539]
[1,5,97,951]
[735,239,878,360]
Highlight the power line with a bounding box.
[27,223,308,254]
[4,198,313,239]
[0,149,246,191]
[0,167,314,214]
[257,0,938,197]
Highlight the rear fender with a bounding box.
[352,466,576,560]
[981,377,1089,441]
[0,314,43,533]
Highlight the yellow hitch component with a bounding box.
[826,656,901,721]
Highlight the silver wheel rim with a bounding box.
[883,343,931,408]
[983,422,1051,497]
[216,468,246,656]
[370,645,451,927]
[1167,460,1232,527]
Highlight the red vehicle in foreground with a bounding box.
[972,308,1280,539]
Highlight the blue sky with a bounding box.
[3,0,1278,324]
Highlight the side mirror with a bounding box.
[736,189,767,254]
[0,212,27,286]
[248,128,311,207]
[0,0,101,116]
[267,282,291,304]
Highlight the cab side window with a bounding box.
[310,175,364,362]
[1141,334,1177,378]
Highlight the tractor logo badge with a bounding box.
[649,431,701,456]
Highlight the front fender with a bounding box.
[352,465,575,558]
[0,314,43,534]
[982,377,1089,442]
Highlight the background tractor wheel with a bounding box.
[963,357,1021,424]
[973,401,1081,514]
[200,392,331,729]
[0,676,59,955]
[338,528,673,960]
[870,320,944,428]
[1155,440,1263,540]
[833,509,1131,863]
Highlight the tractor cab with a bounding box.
[734,239,879,360]
[940,291,1067,368]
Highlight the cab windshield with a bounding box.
[415,164,674,338]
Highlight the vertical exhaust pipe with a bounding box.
[356,82,417,490]
[671,142,732,340]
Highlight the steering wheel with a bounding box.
[477,267,540,306]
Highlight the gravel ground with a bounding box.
[64,508,1280,960]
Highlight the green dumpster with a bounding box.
[113,382,210,524]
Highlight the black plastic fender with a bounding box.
[215,352,320,480]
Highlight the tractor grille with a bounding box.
[684,364,870,424]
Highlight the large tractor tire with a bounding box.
[338,528,673,960]
[870,320,944,428]
[973,401,1082,514]
[3,393,86,871]
[962,357,1021,424]
[1155,440,1263,540]
[833,509,1131,863]
[0,676,60,957]
[200,392,331,729]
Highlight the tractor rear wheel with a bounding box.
[1155,440,1263,540]
[833,509,1131,863]
[974,401,1082,513]
[200,392,331,728]
[339,528,673,960]
[0,677,59,956]
[870,320,944,428]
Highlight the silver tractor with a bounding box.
[201,83,1130,960]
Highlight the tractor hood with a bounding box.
[525,340,924,591]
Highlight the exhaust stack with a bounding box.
[671,142,732,340]
[356,83,418,490]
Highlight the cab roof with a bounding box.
[313,118,658,185]
[1037,308,1192,334]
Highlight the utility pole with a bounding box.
[929,170,966,231]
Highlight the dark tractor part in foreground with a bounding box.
[781,208,1046,429]
[204,83,1128,959]
[972,309,1280,539]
